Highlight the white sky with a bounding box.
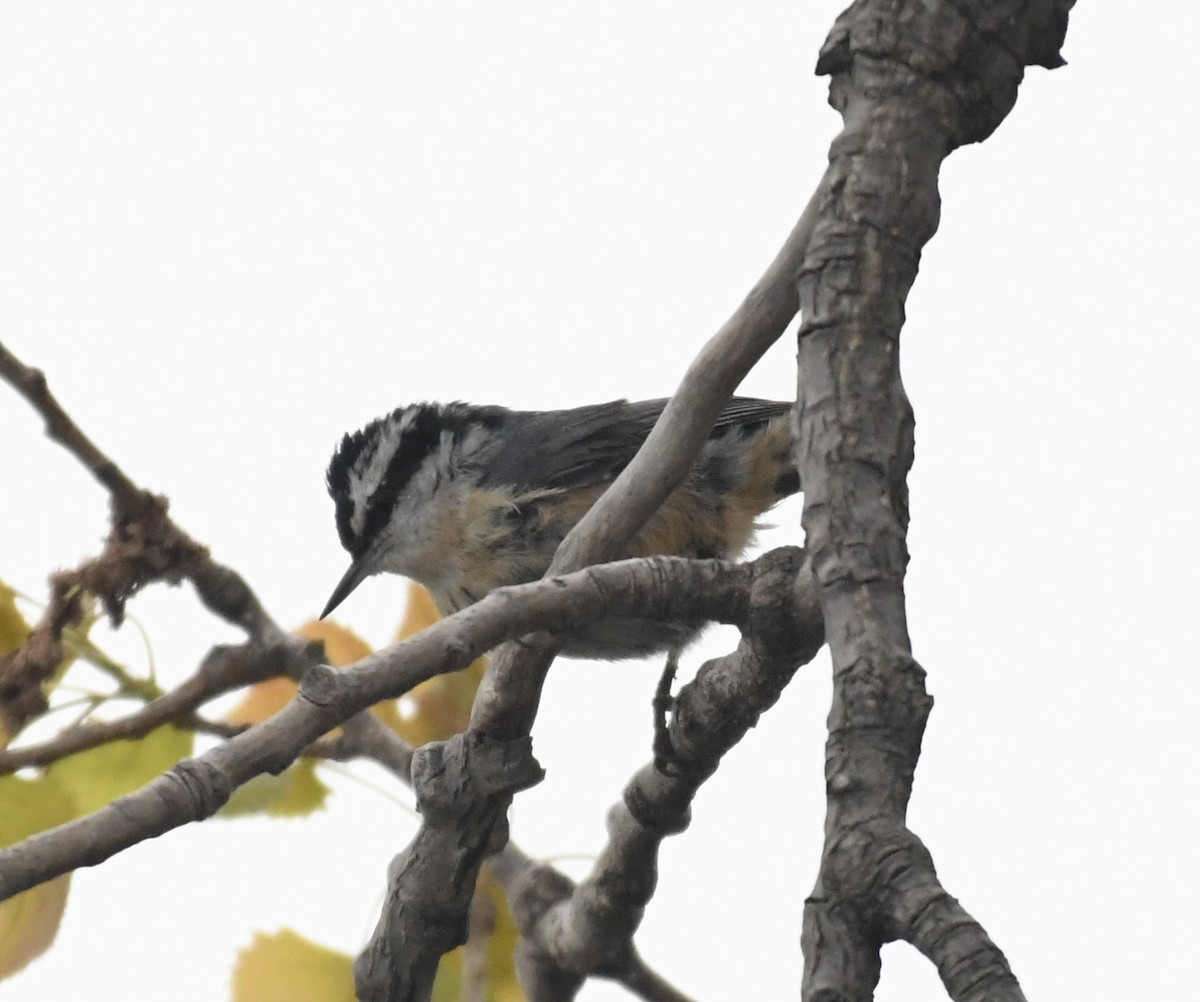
[2,3,1197,1000]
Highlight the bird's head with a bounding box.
[320,402,500,618]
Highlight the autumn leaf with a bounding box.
[431,951,463,1002]
[289,587,487,746]
[296,614,425,739]
[0,774,75,979]
[46,723,193,816]
[223,676,299,727]
[218,619,378,817]
[433,868,525,1002]
[0,584,135,748]
[394,581,442,640]
[219,759,330,819]
[0,580,30,656]
[231,929,355,1002]
[296,619,372,667]
[386,584,488,747]
[0,580,35,748]
[477,868,525,1002]
[223,619,374,734]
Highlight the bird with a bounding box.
[321,397,798,658]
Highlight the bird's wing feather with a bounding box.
[710,397,793,430]
[481,397,790,492]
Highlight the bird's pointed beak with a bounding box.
[321,555,373,620]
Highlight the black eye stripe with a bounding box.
[358,407,443,549]
[326,402,509,557]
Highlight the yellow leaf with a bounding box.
[478,869,525,1002]
[219,759,330,819]
[0,774,75,979]
[0,581,34,748]
[0,581,30,656]
[391,584,488,745]
[289,589,488,749]
[232,929,355,1002]
[46,724,193,816]
[432,868,525,1002]
[297,595,439,743]
[395,584,443,640]
[223,621,373,730]
[224,677,299,727]
[396,666,484,746]
[296,619,372,667]
[431,950,464,1002]
[370,698,408,737]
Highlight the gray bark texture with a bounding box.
[0,2,1078,999]
[795,2,1071,1000]
[352,2,1075,998]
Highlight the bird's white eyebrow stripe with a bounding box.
[348,410,414,538]
[354,407,445,543]
[345,404,495,549]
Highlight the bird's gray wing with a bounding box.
[710,397,792,432]
[481,397,790,492]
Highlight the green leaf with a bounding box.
[218,759,330,819]
[231,929,355,1002]
[46,724,193,816]
[431,950,464,1002]
[0,580,31,656]
[432,870,525,1002]
[480,872,524,1002]
[391,584,487,747]
[0,774,76,979]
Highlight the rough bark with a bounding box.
[794,2,1072,999]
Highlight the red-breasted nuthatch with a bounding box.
[321,397,799,658]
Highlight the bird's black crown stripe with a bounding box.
[326,402,508,555]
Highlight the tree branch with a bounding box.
[0,641,310,774]
[0,342,274,640]
[340,713,699,1002]
[349,553,787,1001]
[0,554,761,903]
[794,2,1072,1000]
[354,551,823,1000]
[1,342,725,998]
[510,549,824,991]
[0,340,710,998]
[364,165,834,1002]
[0,342,279,739]
[468,174,832,740]
[0,341,148,520]
[550,183,826,574]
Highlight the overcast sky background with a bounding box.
[2,3,1197,1000]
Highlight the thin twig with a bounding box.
[0,341,149,518]
[0,340,275,639]
[552,182,826,575]
[0,641,305,774]
[0,342,280,738]
[0,554,761,902]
